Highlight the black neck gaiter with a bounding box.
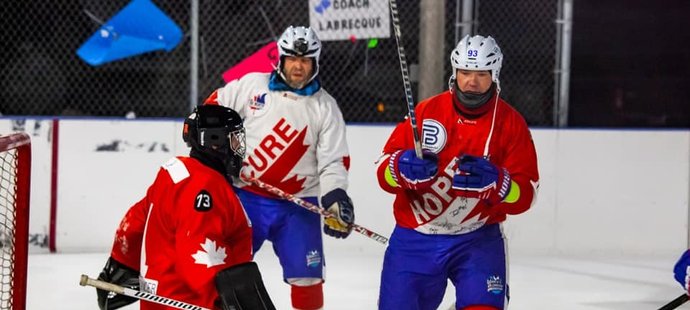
[454,83,496,109]
[190,148,228,180]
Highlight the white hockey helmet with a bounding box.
[277,26,322,83]
[450,35,503,86]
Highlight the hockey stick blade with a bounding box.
[79,274,211,310]
[388,0,423,159]
[241,175,389,245]
[658,293,689,310]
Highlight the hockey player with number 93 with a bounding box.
[375,35,539,310]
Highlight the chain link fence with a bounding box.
[0,0,557,125]
[472,0,558,126]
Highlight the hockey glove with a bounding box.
[389,149,439,190]
[674,249,690,293]
[452,155,511,206]
[321,188,355,239]
[96,257,140,310]
[215,262,276,310]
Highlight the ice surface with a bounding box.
[27,245,689,309]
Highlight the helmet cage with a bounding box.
[198,126,245,159]
[228,128,246,159]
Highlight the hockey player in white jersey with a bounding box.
[204,25,354,310]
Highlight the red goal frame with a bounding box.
[0,133,31,310]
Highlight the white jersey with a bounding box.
[209,72,349,197]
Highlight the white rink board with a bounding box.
[1,118,688,255]
[55,119,187,252]
[551,130,689,254]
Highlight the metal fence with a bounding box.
[472,0,558,126]
[0,0,558,125]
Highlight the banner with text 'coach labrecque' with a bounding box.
[309,0,391,41]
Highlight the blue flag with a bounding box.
[77,0,182,66]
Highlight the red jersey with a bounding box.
[376,90,539,234]
[110,156,252,309]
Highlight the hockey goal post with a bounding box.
[0,133,30,310]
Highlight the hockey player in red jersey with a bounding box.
[204,25,354,310]
[376,35,540,310]
[95,105,275,310]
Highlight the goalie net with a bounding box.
[0,133,30,310]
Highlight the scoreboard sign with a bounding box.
[309,0,391,41]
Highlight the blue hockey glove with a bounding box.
[389,149,439,190]
[321,188,354,239]
[674,249,690,293]
[453,155,511,206]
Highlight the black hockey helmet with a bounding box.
[183,104,246,178]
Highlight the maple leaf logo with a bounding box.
[247,126,309,195]
[192,238,227,268]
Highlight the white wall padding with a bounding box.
[2,118,687,255]
[56,119,186,252]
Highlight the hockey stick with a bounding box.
[388,0,423,159]
[79,274,210,310]
[658,293,689,310]
[241,175,389,245]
